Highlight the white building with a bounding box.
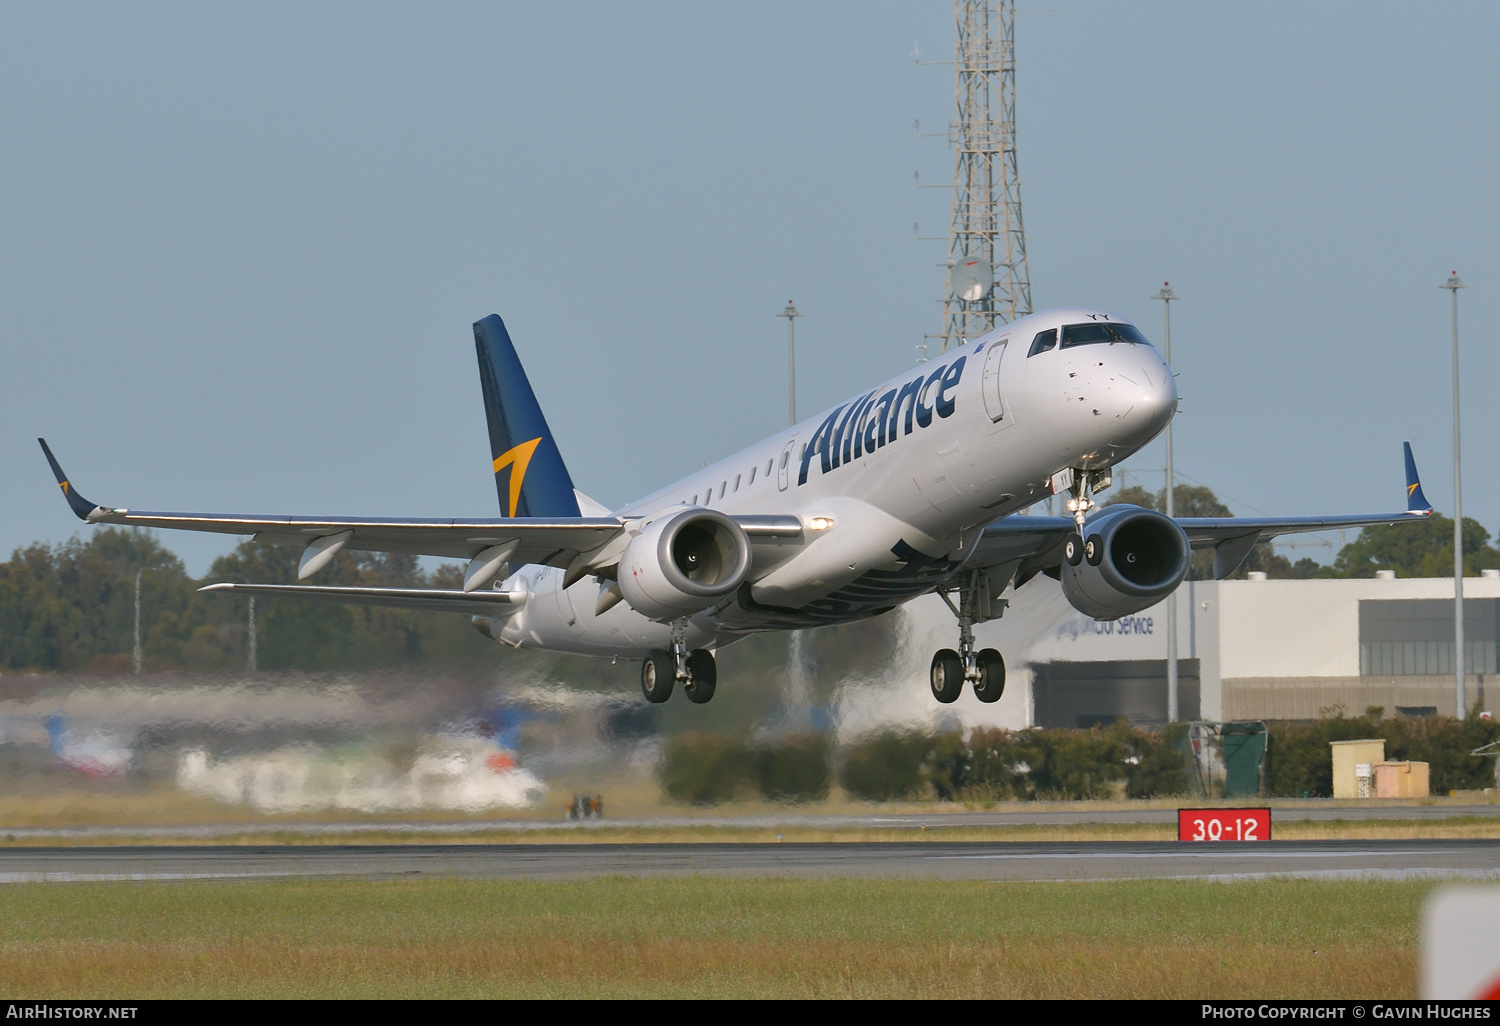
[851,574,1500,733]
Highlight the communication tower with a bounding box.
[927,0,1032,353]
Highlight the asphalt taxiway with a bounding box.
[1,839,1496,884]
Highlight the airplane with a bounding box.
[40,307,1433,706]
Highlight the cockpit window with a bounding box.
[1027,328,1057,357]
[1060,322,1152,348]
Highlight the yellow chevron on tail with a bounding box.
[492,437,542,517]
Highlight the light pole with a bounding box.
[1152,282,1180,722]
[1442,271,1467,716]
[209,573,258,673]
[247,593,257,674]
[132,567,154,675]
[778,301,801,426]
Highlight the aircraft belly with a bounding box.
[718,533,964,630]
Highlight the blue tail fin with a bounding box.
[1403,442,1432,513]
[473,315,581,518]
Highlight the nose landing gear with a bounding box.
[1063,467,1112,532]
[931,568,1008,704]
[641,619,717,704]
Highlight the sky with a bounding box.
[3,1,1497,575]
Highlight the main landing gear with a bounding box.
[930,569,1007,705]
[641,620,717,704]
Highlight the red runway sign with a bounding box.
[1177,808,1271,841]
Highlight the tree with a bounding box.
[0,528,198,673]
[1329,514,1500,578]
[0,528,498,674]
[201,540,493,671]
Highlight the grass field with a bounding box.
[0,876,1429,998]
[0,779,1496,846]
[4,824,1499,847]
[4,816,1500,847]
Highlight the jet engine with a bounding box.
[617,508,753,621]
[1060,506,1191,620]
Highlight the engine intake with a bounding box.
[1061,505,1190,620]
[618,508,753,621]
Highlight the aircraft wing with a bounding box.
[40,439,802,590]
[39,437,624,569]
[968,443,1434,584]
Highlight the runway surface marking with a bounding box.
[935,848,1453,860]
[1,840,1496,883]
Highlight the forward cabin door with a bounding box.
[982,339,1011,425]
[777,437,797,491]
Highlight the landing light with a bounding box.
[807,516,835,531]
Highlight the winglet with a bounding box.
[1404,442,1432,514]
[473,315,581,518]
[38,439,102,521]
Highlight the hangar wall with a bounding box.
[1212,577,1499,721]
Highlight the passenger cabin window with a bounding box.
[719,481,726,499]
[733,474,741,492]
[749,466,756,484]
[1060,322,1152,349]
[1027,328,1057,357]
[692,494,698,505]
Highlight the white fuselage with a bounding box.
[490,308,1177,657]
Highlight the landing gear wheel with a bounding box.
[1085,534,1104,566]
[973,648,1005,703]
[1064,533,1084,566]
[930,649,964,704]
[684,649,717,704]
[641,649,674,703]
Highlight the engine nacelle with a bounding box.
[1060,505,1190,620]
[618,508,753,621]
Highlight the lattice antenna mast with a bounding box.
[932,0,1031,354]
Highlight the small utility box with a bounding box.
[1374,761,1430,798]
[1330,739,1386,798]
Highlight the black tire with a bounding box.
[930,649,964,704]
[684,649,717,704]
[641,649,674,703]
[1085,534,1104,566]
[973,648,1005,703]
[1064,533,1084,566]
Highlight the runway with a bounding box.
[2,839,1497,883]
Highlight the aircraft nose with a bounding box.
[1137,360,1177,435]
[1087,350,1177,445]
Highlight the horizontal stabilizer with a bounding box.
[199,582,524,616]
